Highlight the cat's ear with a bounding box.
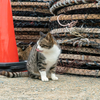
[45,32,52,41]
[39,32,46,37]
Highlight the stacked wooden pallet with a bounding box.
[49,0,100,77]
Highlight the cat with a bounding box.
[18,45,32,60]
[17,47,23,53]
[0,32,61,82]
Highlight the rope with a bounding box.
[57,14,78,27]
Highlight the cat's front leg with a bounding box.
[37,52,49,82]
[51,73,58,81]
[38,65,49,81]
[38,62,49,81]
[39,70,49,82]
[50,65,58,81]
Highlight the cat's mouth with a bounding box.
[36,48,43,52]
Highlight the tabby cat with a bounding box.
[18,45,32,60]
[0,32,61,82]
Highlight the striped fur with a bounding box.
[0,32,61,81]
[27,32,61,81]
[0,71,29,78]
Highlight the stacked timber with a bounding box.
[49,0,100,77]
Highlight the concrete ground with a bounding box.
[0,74,100,100]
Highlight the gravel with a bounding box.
[0,74,100,100]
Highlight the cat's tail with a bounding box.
[0,71,29,78]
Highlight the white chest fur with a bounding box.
[42,45,61,69]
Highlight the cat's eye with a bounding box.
[40,44,48,47]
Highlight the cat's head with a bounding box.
[36,32,57,52]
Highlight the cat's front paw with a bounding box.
[51,73,58,81]
[41,77,49,82]
[52,76,58,81]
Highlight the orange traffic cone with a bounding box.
[0,0,19,62]
[0,0,27,72]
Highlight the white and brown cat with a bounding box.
[0,32,61,82]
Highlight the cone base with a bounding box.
[0,61,27,72]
